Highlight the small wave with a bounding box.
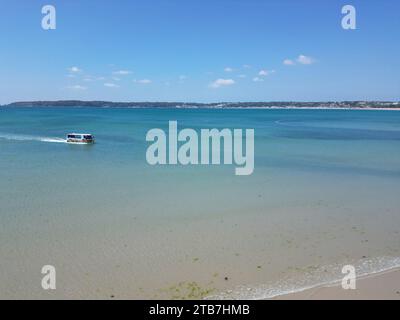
[205,256,400,300]
[0,133,66,143]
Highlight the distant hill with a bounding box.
[2,100,400,109]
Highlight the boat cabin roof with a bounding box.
[68,133,93,136]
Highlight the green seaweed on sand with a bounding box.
[159,281,216,300]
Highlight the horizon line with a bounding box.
[2,99,399,107]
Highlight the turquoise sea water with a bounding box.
[1,107,400,299]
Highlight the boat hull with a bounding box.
[66,139,95,144]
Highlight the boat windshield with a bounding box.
[68,134,82,139]
[83,135,93,140]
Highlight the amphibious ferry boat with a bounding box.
[66,133,95,144]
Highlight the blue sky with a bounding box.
[0,0,399,104]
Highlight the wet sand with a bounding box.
[275,268,400,300]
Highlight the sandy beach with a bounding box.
[276,268,400,300]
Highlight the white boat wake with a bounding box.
[0,133,67,143]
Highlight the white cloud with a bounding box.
[252,77,264,82]
[67,85,87,90]
[134,79,152,84]
[104,83,119,88]
[238,74,247,78]
[256,70,275,78]
[258,69,275,76]
[68,66,82,73]
[296,55,314,65]
[179,75,187,80]
[224,67,233,72]
[113,70,132,75]
[283,59,295,66]
[112,77,121,81]
[210,78,235,88]
[243,64,251,69]
[283,55,315,66]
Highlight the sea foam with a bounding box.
[206,256,400,300]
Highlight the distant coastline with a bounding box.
[2,100,400,109]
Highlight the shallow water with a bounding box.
[1,107,400,299]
